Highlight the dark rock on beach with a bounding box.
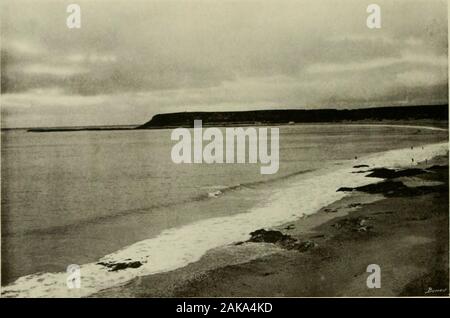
[337,187,355,192]
[353,164,370,168]
[98,261,143,272]
[248,229,294,244]
[338,180,445,197]
[365,167,424,179]
[428,165,448,171]
[248,229,317,252]
[338,165,448,197]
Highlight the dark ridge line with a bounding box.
[138,105,449,129]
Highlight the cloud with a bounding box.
[307,51,447,74]
[5,39,46,56]
[0,0,448,127]
[23,64,89,76]
[396,70,448,87]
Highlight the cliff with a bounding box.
[137,105,449,129]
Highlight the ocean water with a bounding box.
[1,124,448,297]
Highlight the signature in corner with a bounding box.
[425,287,448,295]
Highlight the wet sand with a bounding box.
[93,155,449,297]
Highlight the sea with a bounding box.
[1,124,448,297]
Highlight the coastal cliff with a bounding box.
[137,105,449,129]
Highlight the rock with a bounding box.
[352,170,370,174]
[98,261,143,272]
[248,229,317,252]
[428,165,447,171]
[359,180,444,197]
[248,229,292,244]
[337,187,355,192]
[366,168,425,179]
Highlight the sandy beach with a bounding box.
[93,154,449,297]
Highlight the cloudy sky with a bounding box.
[1,0,448,128]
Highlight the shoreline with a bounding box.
[92,153,449,297]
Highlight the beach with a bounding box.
[92,154,449,297]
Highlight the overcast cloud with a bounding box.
[1,0,448,128]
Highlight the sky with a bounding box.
[1,0,448,128]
